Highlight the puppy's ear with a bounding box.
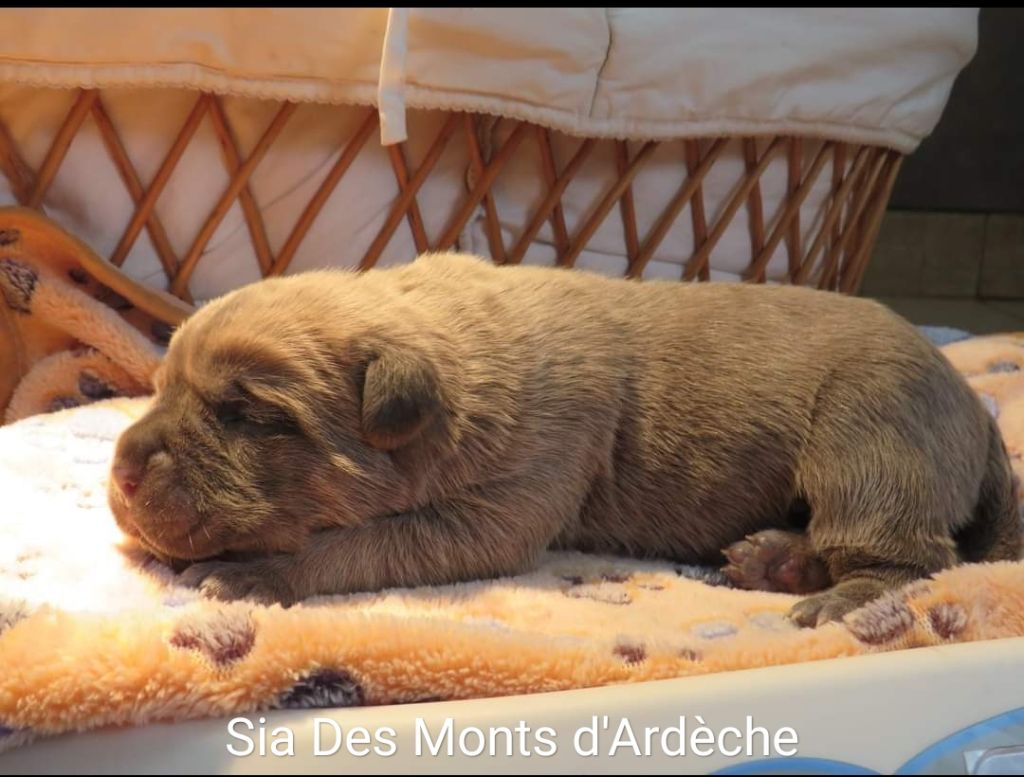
[358,347,444,451]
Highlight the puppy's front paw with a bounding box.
[178,559,299,606]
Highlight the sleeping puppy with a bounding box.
[107,253,1021,626]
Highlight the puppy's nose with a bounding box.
[112,463,144,499]
[112,416,171,501]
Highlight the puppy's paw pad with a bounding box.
[722,530,829,594]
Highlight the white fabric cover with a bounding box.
[0,9,978,299]
[0,8,978,152]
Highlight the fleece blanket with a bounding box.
[1,334,1023,754]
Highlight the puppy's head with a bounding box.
[107,274,452,562]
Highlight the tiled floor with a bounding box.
[871,297,1024,335]
[860,211,1024,299]
[859,210,1024,335]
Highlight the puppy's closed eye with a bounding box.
[213,398,248,427]
[212,392,300,437]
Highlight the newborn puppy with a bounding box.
[108,253,1021,626]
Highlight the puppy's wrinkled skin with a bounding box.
[109,253,1021,626]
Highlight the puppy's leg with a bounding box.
[789,367,981,627]
[790,511,959,628]
[180,487,567,605]
[791,461,963,627]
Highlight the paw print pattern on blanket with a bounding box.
[613,643,647,665]
[843,585,975,647]
[0,600,30,635]
[0,257,38,313]
[169,606,257,667]
[35,355,133,418]
[276,669,365,709]
[844,592,916,645]
[926,602,969,640]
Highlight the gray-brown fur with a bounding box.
[107,253,1022,626]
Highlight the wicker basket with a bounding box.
[0,88,903,303]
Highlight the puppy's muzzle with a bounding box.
[111,418,170,503]
[109,415,195,543]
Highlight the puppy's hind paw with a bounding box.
[178,559,299,607]
[722,529,830,594]
[788,591,859,628]
[788,578,890,628]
